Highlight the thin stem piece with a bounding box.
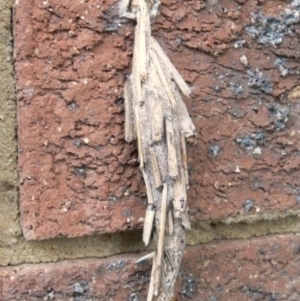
[154,183,168,296]
[151,36,191,97]
[149,147,162,189]
[165,117,178,179]
[124,76,136,142]
[150,49,176,107]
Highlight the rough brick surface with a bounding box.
[15,0,300,240]
[1,234,300,300]
[14,0,146,240]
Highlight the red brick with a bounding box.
[1,234,300,300]
[178,234,300,301]
[14,0,300,240]
[14,0,146,240]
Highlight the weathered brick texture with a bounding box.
[14,0,146,240]
[1,234,300,301]
[15,0,300,240]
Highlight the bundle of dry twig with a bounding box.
[121,0,195,300]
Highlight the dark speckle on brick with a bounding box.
[230,82,244,95]
[129,293,140,301]
[244,199,254,212]
[246,7,300,47]
[274,58,289,77]
[68,102,79,110]
[73,139,81,148]
[115,97,124,106]
[275,121,285,131]
[109,195,118,202]
[246,13,284,46]
[240,285,279,300]
[214,85,221,92]
[209,145,221,157]
[267,103,291,131]
[233,39,245,48]
[240,286,248,292]
[74,168,86,177]
[181,275,197,299]
[106,260,126,270]
[236,131,266,151]
[236,136,255,149]
[284,8,300,25]
[44,288,55,300]
[247,69,272,94]
[122,210,132,217]
[72,280,88,295]
[251,131,265,141]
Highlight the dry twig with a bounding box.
[122,0,195,299]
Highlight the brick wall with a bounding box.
[1,0,300,300]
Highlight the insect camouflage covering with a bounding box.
[120,0,195,300]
